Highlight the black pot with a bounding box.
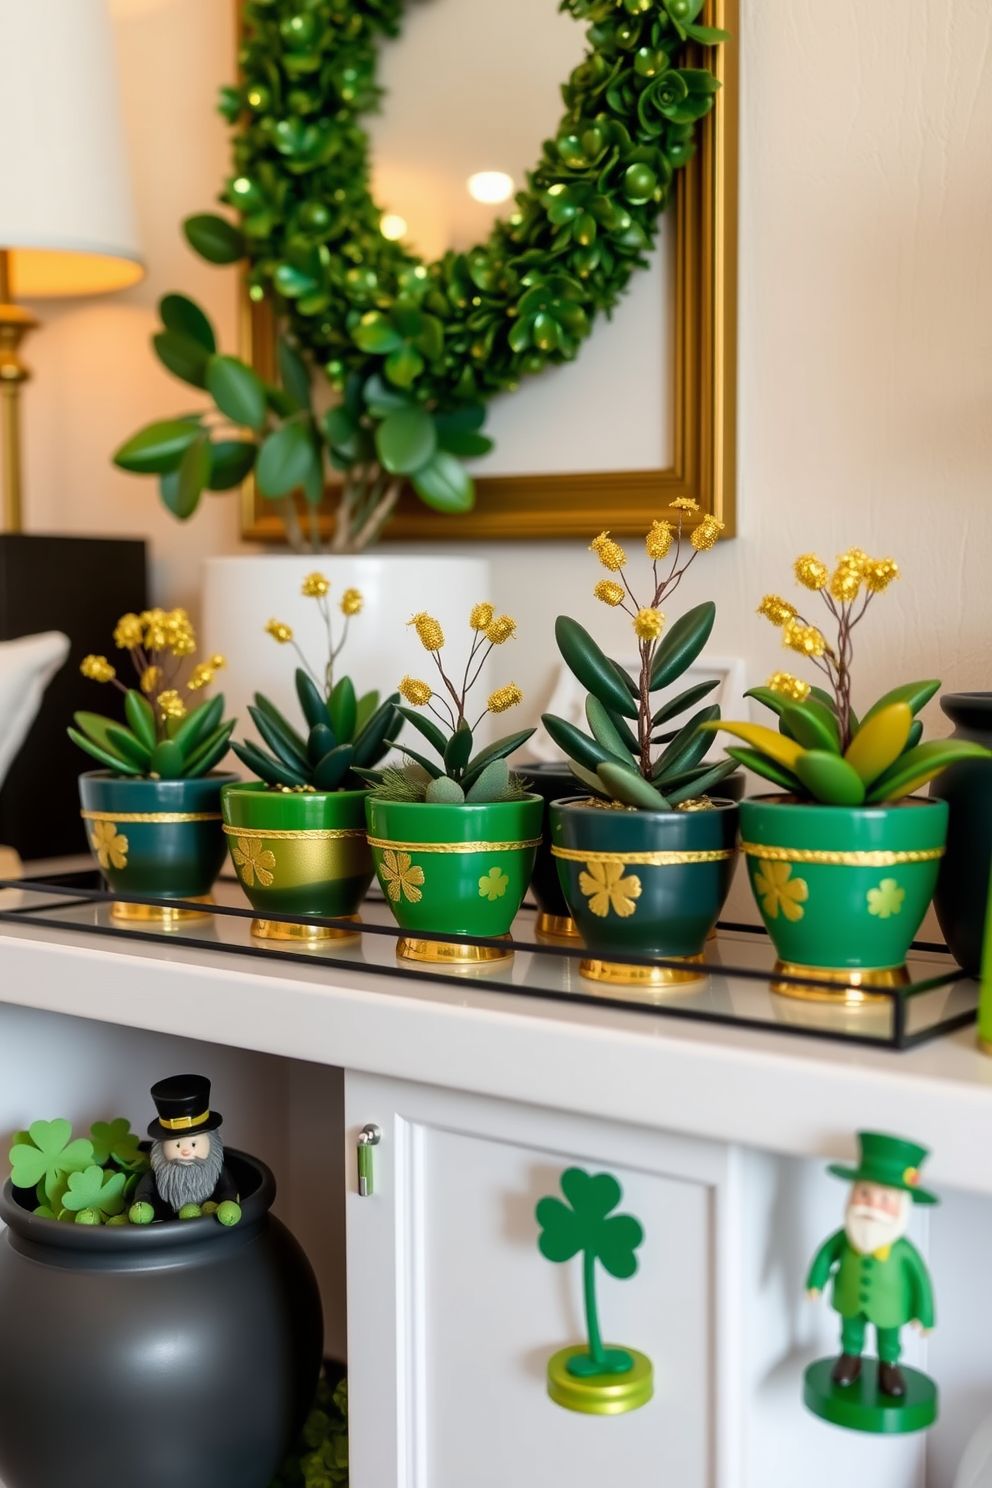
[0,1151,323,1488]
[525,763,581,935]
[929,692,992,972]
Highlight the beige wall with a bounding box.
[17,0,992,739]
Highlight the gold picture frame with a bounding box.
[239,0,738,543]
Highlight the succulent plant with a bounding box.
[69,609,234,779]
[707,548,992,803]
[542,512,738,809]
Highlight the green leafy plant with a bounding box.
[536,1167,644,1377]
[113,297,493,553]
[69,608,234,780]
[114,0,726,554]
[269,1370,348,1488]
[233,572,398,792]
[707,548,992,803]
[8,1118,149,1225]
[542,508,738,809]
[366,604,534,804]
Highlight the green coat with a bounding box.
[806,1229,935,1331]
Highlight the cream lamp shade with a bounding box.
[0,0,143,296]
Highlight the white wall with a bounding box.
[18,0,992,740]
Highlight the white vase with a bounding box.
[201,554,493,762]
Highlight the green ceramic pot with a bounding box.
[79,771,239,920]
[549,796,739,986]
[740,795,948,984]
[221,783,373,942]
[364,795,543,965]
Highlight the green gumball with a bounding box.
[177,1203,203,1220]
[129,1201,155,1226]
[105,1213,130,1227]
[74,1209,102,1226]
[216,1200,242,1227]
[201,1201,219,1215]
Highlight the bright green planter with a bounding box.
[550,796,739,987]
[79,771,239,922]
[364,795,542,965]
[740,796,948,984]
[221,783,373,942]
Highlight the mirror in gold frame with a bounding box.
[238,0,738,543]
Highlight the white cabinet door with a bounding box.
[345,1073,742,1488]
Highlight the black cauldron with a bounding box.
[0,1151,322,1488]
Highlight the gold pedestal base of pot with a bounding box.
[397,935,513,969]
[978,1038,992,1058]
[251,915,361,945]
[535,912,581,943]
[111,896,214,925]
[771,960,909,1003]
[580,953,705,988]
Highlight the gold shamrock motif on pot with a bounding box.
[90,820,128,871]
[753,861,808,922]
[867,877,905,919]
[478,866,509,902]
[578,860,642,919]
[232,837,276,888]
[380,849,425,904]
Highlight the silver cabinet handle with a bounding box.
[357,1123,381,1196]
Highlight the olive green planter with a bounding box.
[740,795,948,993]
[79,771,239,922]
[364,796,543,966]
[549,796,739,988]
[221,783,372,943]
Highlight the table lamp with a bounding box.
[0,0,143,533]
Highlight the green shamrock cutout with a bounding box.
[90,1118,147,1171]
[9,1120,95,1207]
[61,1165,127,1221]
[536,1167,644,1378]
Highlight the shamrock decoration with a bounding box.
[89,1118,146,1171]
[536,1167,644,1378]
[8,1115,151,1223]
[9,1120,95,1209]
[61,1166,128,1222]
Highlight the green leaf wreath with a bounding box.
[116,0,727,551]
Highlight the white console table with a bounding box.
[0,915,990,1488]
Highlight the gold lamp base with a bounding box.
[397,935,513,969]
[771,960,909,1004]
[251,915,361,945]
[0,846,23,880]
[580,953,705,988]
[111,895,214,925]
[534,912,581,943]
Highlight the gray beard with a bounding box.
[150,1134,225,1212]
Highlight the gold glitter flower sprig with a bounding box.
[542,512,738,811]
[71,610,234,780]
[706,547,992,804]
[233,573,398,793]
[370,603,535,805]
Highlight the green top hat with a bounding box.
[828,1131,938,1205]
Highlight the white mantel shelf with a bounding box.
[1,918,990,1195]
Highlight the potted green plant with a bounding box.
[222,573,398,942]
[69,609,238,921]
[542,507,739,987]
[362,604,541,966]
[707,548,992,992]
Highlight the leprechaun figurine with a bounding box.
[803,1131,938,1433]
[129,1074,242,1226]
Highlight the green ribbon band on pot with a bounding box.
[221,825,367,841]
[367,835,542,854]
[740,841,945,867]
[551,845,736,866]
[81,809,222,824]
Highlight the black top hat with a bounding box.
[147,1074,223,1141]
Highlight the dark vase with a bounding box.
[929,693,992,972]
[525,763,583,940]
[0,1152,323,1488]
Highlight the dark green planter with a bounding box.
[79,772,238,921]
[929,693,992,972]
[525,764,583,941]
[549,796,739,986]
[740,795,948,987]
[221,783,373,943]
[365,795,543,966]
